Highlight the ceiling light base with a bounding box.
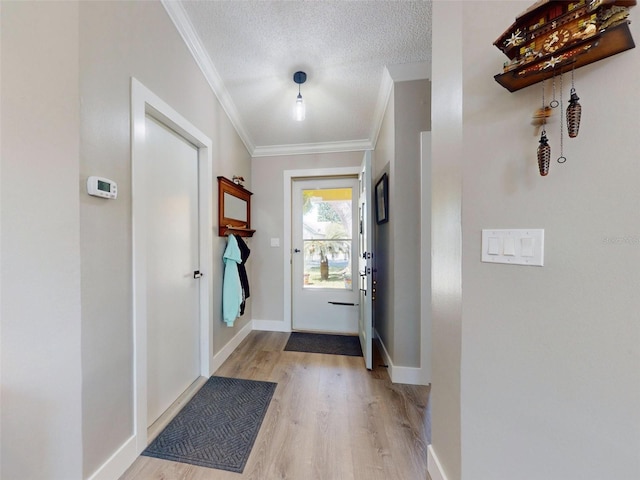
[293,71,307,85]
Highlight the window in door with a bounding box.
[301,188,353,290]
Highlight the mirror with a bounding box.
[224,192,247,222]
[217,176,254,237]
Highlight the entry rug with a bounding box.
[142,376,276,473]
[284,332,363,357]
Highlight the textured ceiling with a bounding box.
[168,0,432,156]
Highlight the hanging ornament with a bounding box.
[566,90,582,137]
[566,66,582,138]
[537,78,551,176]
[538,130,551,176]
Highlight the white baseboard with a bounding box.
[391,364,424,385]
[89,320,259,480]
[374,328,428,386]
[252,318,291,333]
[427,445,449,480]
[86,435,137,480]
[210,321,253,375]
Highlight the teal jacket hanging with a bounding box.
[222,234,243,326]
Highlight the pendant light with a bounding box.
[293,71,307,122]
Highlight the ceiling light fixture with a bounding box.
[293,71,307,122]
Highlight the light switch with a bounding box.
[481,229,544,266]
[488,237,501,255]
[521,237,534,257]
[503,237,516,256]
[270,238,280,247]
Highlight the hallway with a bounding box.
[121,331,431,480]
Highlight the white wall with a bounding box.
[1,1,252,478]
[430,2,640,479]
[373,90,395,356]
[392,79,430,367]
[430,2,463,478]
[79,1,252,476]
[373,80,430,371]
[1,2,83,478]
[461,2,640,479]
[250,152,363,329]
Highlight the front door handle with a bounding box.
[293,248,301,253]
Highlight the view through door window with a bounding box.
[302,188,353,290]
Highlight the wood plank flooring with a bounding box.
[120,331,431,480]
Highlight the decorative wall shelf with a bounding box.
[494,0,636,92]
[217,176,255,237]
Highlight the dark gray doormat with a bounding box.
[284,332,363,357]
[142,376,276,473]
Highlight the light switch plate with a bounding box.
[481,229,544,266]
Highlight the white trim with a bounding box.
[210,321,253,374]
[160,0,396,159]
[387,61,430,82]
[391,365,424,386]
[370,63,430,151]
[87,319,249,479]
[252,319,292,333]
[86,435,137,480]
[420,132,432,385]
[131,78,213,454]
[283,166,361,331]
[375,328,427,386]
[252,139,372,158]
[427,445,449,480]
[160,0,254,154]
[369,67,394,149]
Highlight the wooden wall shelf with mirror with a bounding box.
[217,176,255,237]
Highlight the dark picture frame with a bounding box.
[375,173,388,224]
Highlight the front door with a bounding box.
[358,151,374,369]
[145,115,201,426]
[292,177,359,333]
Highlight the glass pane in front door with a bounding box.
[301,188,353,290]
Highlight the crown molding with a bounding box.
[161,0,255,154]
[162,1,413,158]
[369,67,394,150]
[368,63,430,149]
[387,61,431,82]
[252,139,373,158]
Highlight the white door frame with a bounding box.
[420,132,432,385]
[283,167,360,331]
[131,78,213,453]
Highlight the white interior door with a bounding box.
[292,177,359,334]
[358,151,374,369]
[145,115,201,426]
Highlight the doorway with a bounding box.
[131,78,212,452]
[291,176,359,333]
[144,115,200,426]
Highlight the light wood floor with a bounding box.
[121,331,431,480]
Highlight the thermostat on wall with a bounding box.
[87,176,117,199]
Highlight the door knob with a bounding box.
[193,270,203,279]
[293,248,301,253]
